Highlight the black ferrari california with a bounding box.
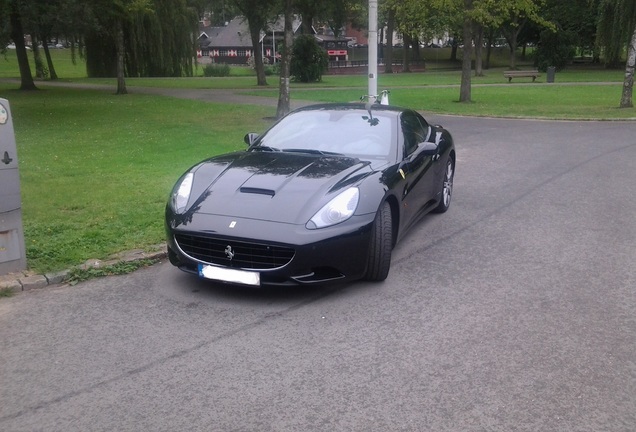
[165,103,455,286]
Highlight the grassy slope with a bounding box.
[1,85,272,272]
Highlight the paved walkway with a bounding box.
[1,78,315,109]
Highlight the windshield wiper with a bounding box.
[284,148,345,156]
[252,145,280,152]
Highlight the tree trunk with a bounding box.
[384,9,395,73]
[459,0,473,103]
[31,35,46,79]
[508,41,517,69]
[474,25,483,77]
[379,26,384,62]
[276,0,293,118]
[412,37,421,62]
[9,3,37,91]
[249,20,268,86]
[402,34,411,73]
[485,28,494,69]
[115,19,128,95]
[503,18,526,70]
[450,35,458,61]
[620,24,636,108]
[301,13,314,34]
[41,36,59,80]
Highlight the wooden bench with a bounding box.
[503,70,541,82]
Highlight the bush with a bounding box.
[290,35,329,83]
[203,63,230,77]
[271,62,281,75]
[246,55,270,70]
[535,29,577,72]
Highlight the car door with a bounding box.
[398,111,438,229]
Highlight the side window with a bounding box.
[416,114,432,143]
[401,112,428,156]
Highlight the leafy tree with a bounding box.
[295,0,364,38]
[382,6,396,73]
[596,0,636,67]
[83,0,198,95]
[290,34,328,82]
[535,28,576,71]
[622,25,636,107]
[392,0,426,72]
[203,0,241,26]
[21,0,73,80]
[459,0,473,102]
[295,0,320,34]
[3,0,37,90]
[0,0,8,48]
[233,0,276,86]
[507,0,596,73]
[381,0,450,72]
[594,0,636,107]
[543,0,597,57]
[126,0,199,77]
[325,0,365,38]
[31,37,47,78]
[84,0,154,94]
[495,0,551,69]
[276,0,293,118]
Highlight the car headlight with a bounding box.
[307,187,359,229]
[171,172,193,213]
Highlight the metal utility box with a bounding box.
[0,98,27,275]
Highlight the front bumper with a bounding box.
[165,210,376,286]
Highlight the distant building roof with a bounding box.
[198,25,224,48]
[204,18,253,48]
[314,34,349,43]
[265,15,303,34]
[200,16,304,49]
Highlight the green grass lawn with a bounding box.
[29,66,624,91]
[1,84,273,272]
[0,48,88,79]
[0,48,634,274]
[244,83,630,119]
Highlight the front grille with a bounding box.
[175,233,295,270]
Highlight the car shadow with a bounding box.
[166,266,363,305]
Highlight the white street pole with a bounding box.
[368,0,378,99]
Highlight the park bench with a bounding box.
[503,70,541,82]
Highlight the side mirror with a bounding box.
[419,141,438,156]
[244,133,259,146]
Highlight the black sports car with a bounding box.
[165,103,455,287]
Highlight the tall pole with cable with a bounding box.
[368,0,378,99]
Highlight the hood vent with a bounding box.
[240,187,275,197]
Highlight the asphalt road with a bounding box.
[1,114,635,431]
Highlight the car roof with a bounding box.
[291,103,409,117]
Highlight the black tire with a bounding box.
[433,157,454,213]
[365,201,393,281]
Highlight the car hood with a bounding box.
[188,151,375,224]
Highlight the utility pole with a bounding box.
[368,0,378,98]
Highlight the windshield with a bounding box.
[256,109,397,160]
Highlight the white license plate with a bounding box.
[198,264,260,286]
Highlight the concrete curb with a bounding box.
[0,244,167,294]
